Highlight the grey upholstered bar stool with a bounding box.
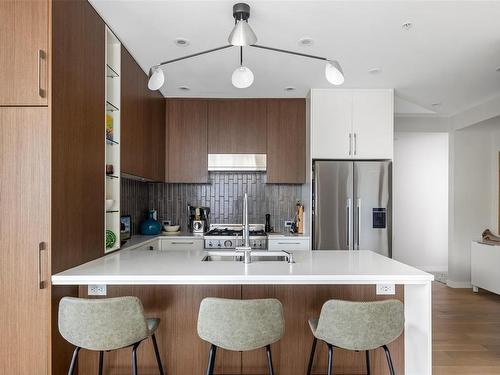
[197,297,284,375]
[306,299,404,375]
[58,296,165,375]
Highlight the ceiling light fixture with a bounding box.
[174,38,190,47]
[284,86,296,92]
[402,22,413,30]
[368,67,382,74]
[299,37,314,46]
[178,86,190,91]
[147,3,344,90]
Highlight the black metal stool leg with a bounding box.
[206,344,217,375]
[265,344,275,375]
[132,342,141,375]
[382,345,396,375]
[68,347,80,375]
[365,350,370,375]
[151,334,165,375]
[98,351,104,375]
[327,344,334,375]
[306,337,317,375]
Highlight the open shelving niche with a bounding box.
[104,27,121,253]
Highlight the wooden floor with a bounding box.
[433,281,500,375]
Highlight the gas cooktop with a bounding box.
[204,224,267,249]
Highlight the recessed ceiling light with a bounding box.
[178,86,190,91]
[495,66,500,72]
[402,22,413,30]
[174,38,190,47]
[298,37,314,46]
[284,86,296,92]
[368,68,382,74]
[431,102,442,107]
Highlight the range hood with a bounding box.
[208,154,266,172]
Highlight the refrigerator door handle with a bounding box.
[348,133,352,155]
[356,198,362,250]
[346,198,352,249]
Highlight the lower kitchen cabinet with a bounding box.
[268,237,310,251]
[160,237,204,251]
[166,99,208,183]
[267,99,306,183]
[0,107,50,374]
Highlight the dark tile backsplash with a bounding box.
[122,173,302,234]
[121,178,149,235]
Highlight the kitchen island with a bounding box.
[52,248,433,375]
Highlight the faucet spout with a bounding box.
[236,193,252,263]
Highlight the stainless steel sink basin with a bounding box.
[202,251,294,263]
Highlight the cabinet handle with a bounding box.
[171,241,194,245]
[277,241,301,245]
[348,133,352,155]
[37,50,45,98]
[38,242,47,289]
[354,133,357,155]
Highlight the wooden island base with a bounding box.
[69,285,404,375]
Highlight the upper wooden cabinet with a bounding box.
[0,0,49,106]
[208,99,267,154]
[121,47,165,181]
[267,99,306,183]
[166,99,208,183]
[310,89,394,160]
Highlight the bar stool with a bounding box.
[197,297,284,375]
[58,296,165,375]
[306,299,404,375]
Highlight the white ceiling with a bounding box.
[90,0,500,115]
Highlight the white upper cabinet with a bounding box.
[310,89,393,160]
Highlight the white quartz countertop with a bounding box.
[52,248,433,285]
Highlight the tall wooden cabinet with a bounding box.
[267,99,306,183]
[0,108,51,375]
[0,0,49,105]
[166,99,208,183]
[121,48,165,181]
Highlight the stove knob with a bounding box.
[224,240,233,248]
[208,242,213,247]
[217,243,221,247]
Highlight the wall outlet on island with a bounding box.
[376,284,395,295]
[88,284,107,296]
[284,221,293,228]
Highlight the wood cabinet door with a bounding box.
[0,0,49,105]
[150,90,166,181]
[121,47,144,177]
[352,90,394,159]
[311,90,352,159]
[267,99,306,183]
[0,108,50,374]
[167,99,208,183]
[208,99,267,154]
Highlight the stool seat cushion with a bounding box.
[197,297,284,352]
[309,299,404,351]
[58,296,157,351]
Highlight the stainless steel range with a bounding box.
[204,224,268,250]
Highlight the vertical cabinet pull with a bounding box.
[348,133,352,155]
[38,242,47,289]
[354,133,357,155]
[356,199,361,250]
[37,50,45,98]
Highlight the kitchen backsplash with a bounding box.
[122,173,302,234]
[121,178,149,235]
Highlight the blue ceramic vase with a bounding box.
[140,210,162,235]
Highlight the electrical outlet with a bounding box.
[88,284,107,296]
[162,220,171,227]
[376,284,395,295]
[284,221,293,228]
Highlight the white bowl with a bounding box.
[164,225,180,232]
[105,199,114,210]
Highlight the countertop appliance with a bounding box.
[204,224,268,250]
[312,160,392,257]
[187,205,210,233]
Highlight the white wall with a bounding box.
[393,132,449,271]
[448,119,500,287]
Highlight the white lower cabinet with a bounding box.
[268,238,310,251]
[160,237,204,251]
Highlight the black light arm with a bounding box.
[250,44,328,61]
[153,45,234,68]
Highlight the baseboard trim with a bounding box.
[446,280,472,288]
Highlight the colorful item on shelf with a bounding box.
[106,113,114,141]
[140,210,162,235]
[105,229,117,249]
[106,164,114,175]
[120,215,132,241]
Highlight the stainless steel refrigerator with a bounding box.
[312,160,392,257]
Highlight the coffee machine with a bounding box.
[187,204,210,233]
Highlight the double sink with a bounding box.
[202,250,295,264]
